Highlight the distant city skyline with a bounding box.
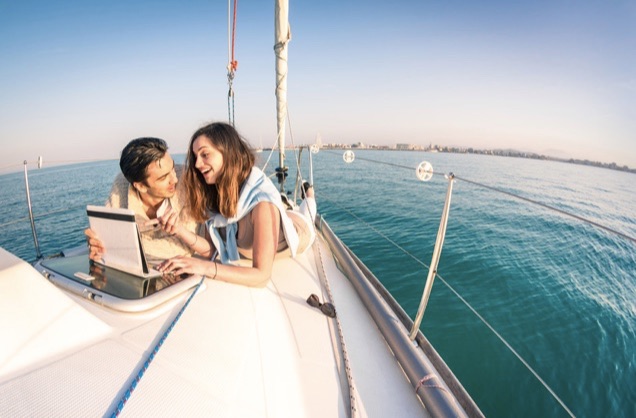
[312,139,635,168]
[1,1,635,172]
[317,141,636,172]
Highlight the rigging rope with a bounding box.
[313,229,359,417]
[281,106,311,199]
[259,104,310,198]
[226,0,239,126]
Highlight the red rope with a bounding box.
[230,0,238,72]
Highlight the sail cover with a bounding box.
[274,0,290,170]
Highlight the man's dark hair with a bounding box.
[119,137,168,184]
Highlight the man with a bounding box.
[86,137,202,264]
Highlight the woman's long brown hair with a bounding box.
[182,122,255,222]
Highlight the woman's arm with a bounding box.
[157,202,280,287]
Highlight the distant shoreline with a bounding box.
[300,144,635,175]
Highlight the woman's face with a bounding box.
[192,135,224,185]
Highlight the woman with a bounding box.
[157,122,316,287]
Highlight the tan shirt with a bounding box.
[105,166,200,264]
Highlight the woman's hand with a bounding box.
[84,228,105,261]
[156,206,182,236]
[157,256,212,277]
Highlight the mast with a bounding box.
[274,0,290,189]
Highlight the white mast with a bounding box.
[274,0,290,187]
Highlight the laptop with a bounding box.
[86,205,162,278]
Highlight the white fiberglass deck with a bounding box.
[0,236,427,417]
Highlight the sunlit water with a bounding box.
[1,151,634,417]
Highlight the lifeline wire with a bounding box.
[110,276,206,417]
[326,150,636,245]
[324,196,576,418]
[454,174,636,245]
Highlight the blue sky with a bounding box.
[1,0,635,173]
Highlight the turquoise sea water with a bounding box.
[1,151,634,417]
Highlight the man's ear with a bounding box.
[133,182,147,194]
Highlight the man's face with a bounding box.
[137,153,178,201]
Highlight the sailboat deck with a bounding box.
[0,237,428,417]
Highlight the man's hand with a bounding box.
[84,228,105,262]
